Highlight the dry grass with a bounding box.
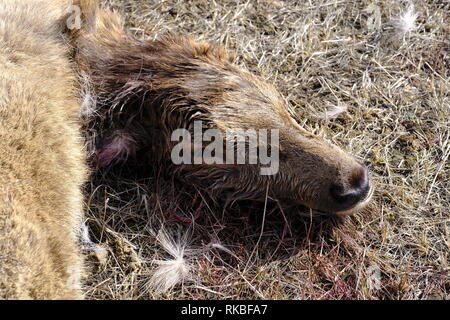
[83,0,449,300]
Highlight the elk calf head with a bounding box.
[75,2,373,215]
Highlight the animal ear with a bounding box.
[160,34,236,64]
[69,0,125,46]
[65,0,98,35]
[75,0,99,25]
[191,39,236,63]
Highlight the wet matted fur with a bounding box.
[74,0,373,215]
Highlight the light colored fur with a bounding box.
[0,0,87,299]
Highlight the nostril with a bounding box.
[350,165,369,190]
[330,166,371,210]
[329,184,346,201]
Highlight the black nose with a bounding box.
[330,166,371,211]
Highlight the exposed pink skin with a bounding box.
[96,131,137,168]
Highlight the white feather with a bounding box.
[148,229,192,294]
[392,4,418,35]
[147,229,240,295]
[318,104,348,119]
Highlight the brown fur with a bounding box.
[0,0,87,299]
[75,1,373,215]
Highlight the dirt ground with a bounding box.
[83,0,449,300]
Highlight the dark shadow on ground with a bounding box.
[85,161,343,267]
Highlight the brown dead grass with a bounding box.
[83,0,449,300]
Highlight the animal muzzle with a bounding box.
[329,165,373,214]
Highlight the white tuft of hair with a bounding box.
[318,104,348,120]
[79,72,97,118]
[78,221,109,265]
[78,222,93,246]
[148,229,192,295]
[146,230,240,295]
[392,3,418,35]
[207,240,240,260]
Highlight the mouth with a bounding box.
[333,183,374,216]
